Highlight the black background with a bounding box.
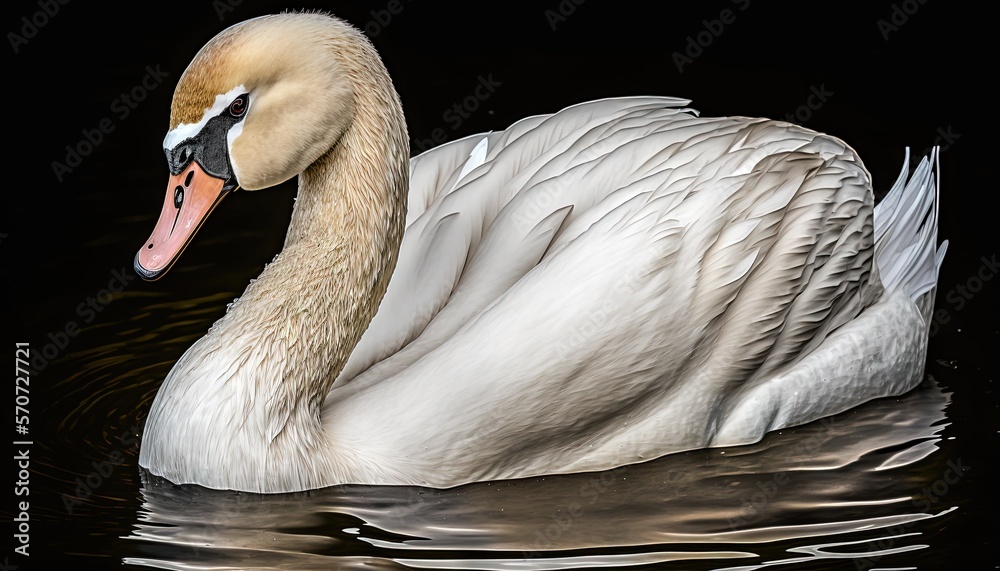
[3,0,997,566]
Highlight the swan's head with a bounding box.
[135,13,361,280]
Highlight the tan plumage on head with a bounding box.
[168,13,403,192]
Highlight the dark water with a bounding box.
[4,1,996,568]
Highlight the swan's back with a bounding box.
[338,97,878,385]
[324,97,941,485]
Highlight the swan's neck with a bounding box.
[141,51,408,490]
[230,66,408,428]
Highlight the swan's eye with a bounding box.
[229,95,248,117]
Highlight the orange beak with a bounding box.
[134,161,232,280]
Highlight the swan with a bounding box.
[134,12,945,493]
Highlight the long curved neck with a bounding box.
[180,44,408,442]
[238,55,409,428]
[141,36,410,490]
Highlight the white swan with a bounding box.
[135,13,945,493]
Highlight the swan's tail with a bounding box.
[873,148,948,306]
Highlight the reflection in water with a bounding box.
[124,378,956,570]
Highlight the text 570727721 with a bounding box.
[14,342,31,558]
